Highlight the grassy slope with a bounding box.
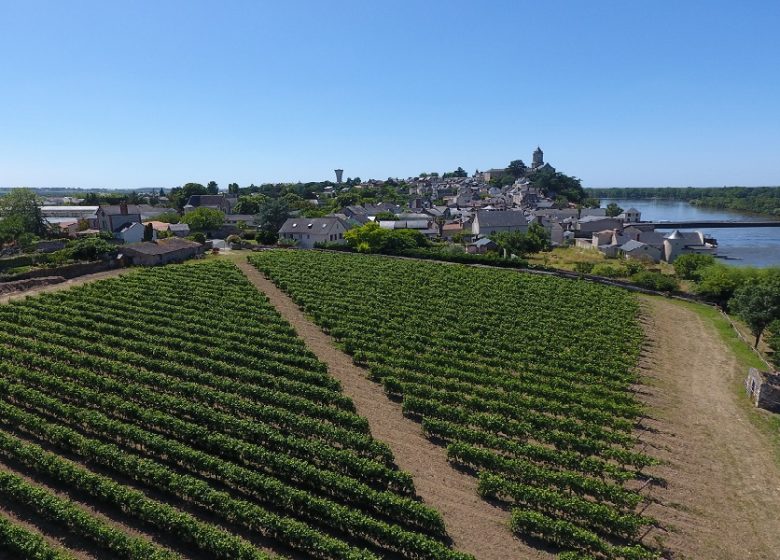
[673,299,780,465]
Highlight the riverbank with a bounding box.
[599,198,780,267]
[587,187,780,218]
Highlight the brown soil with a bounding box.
[0,268,132,305]
[236,260,552,560]
[636,296,780,560]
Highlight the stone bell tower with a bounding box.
[532,147,544,169]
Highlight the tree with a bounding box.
[374,211,398,221]
[507,160,527,179]
[233,195,267,215]
[180,207,224,233]
[344,221,427,254]
[154,211,181,224]
[729,276,780,347]
[143,223,154,242]
[443,167,468,178]
[530,170,585,204]
[169,183,207,210]
[695,264,755,308]
[206,181,219,194]
[0,188,47,239]
[159,188,165,197]
[673,253,716,280]
[492,223,550,257]
[605,202,623,217]
[767,320,780,367]
[583,197,601,208]
[256,198,290,236]
[228,183,240,194]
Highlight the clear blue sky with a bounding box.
[1,0,779,190]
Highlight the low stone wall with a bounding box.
[0,276,66,296]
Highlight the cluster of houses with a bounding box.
[277,149,715,263]
[39,193,261,244]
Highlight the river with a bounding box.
[602,199,780,268]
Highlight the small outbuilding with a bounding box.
[745,368,780,413]
[121,238,205,266]
[467,237,498,254]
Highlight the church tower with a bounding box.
[532,147,544,169]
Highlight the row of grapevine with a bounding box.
[249,250,662,559]
[0,260,469,560]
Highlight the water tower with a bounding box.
[334,169,344,183]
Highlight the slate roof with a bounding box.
[278,217,346,235]
[184,195,227,208]
[100,204,157,215]
[122,238,201,255]
[476,210,528,228]
[620,240,649,252]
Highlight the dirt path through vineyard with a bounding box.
[637,296,780,560]
[237,260,551,560]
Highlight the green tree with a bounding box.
[729,276,780,347]
[582,197,601,208]
[233,194,267,215]
[673,253,716,280]
[767,320,780,367]
[0,188,47,239]
[180,207,225,233]
[256,198,290,236]
[507,160,527,179]
[695,264,755,308]
[154,211,181,224]
[631,271,679,292]
[227,183,240,194]
[169,183,207,210]
[374,211,398,221]
[143,223,154,242]
[343,221,427,254]
[206,181,219,194]
[605,202,623,217]
[492,223,550,257]
[530,170,585,204]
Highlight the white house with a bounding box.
[116,222,153,244]
[278,217,349,249]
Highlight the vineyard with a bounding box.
[249,250,663,560]
[0,260,469,560]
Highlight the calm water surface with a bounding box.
[603,199,780,268]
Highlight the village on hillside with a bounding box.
[25,147,716,268]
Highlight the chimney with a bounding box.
[120,201,128,215]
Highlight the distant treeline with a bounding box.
[585,186,780,217]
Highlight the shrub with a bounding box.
[64,238,115,261]
[590,263,627,278]
[673,253,716,280]
[189,232,206,244]
[226,235,242,245]
[256,230,278,245]
[631,271,679,292]
[573,262,595,274]
[242,230,256,240]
